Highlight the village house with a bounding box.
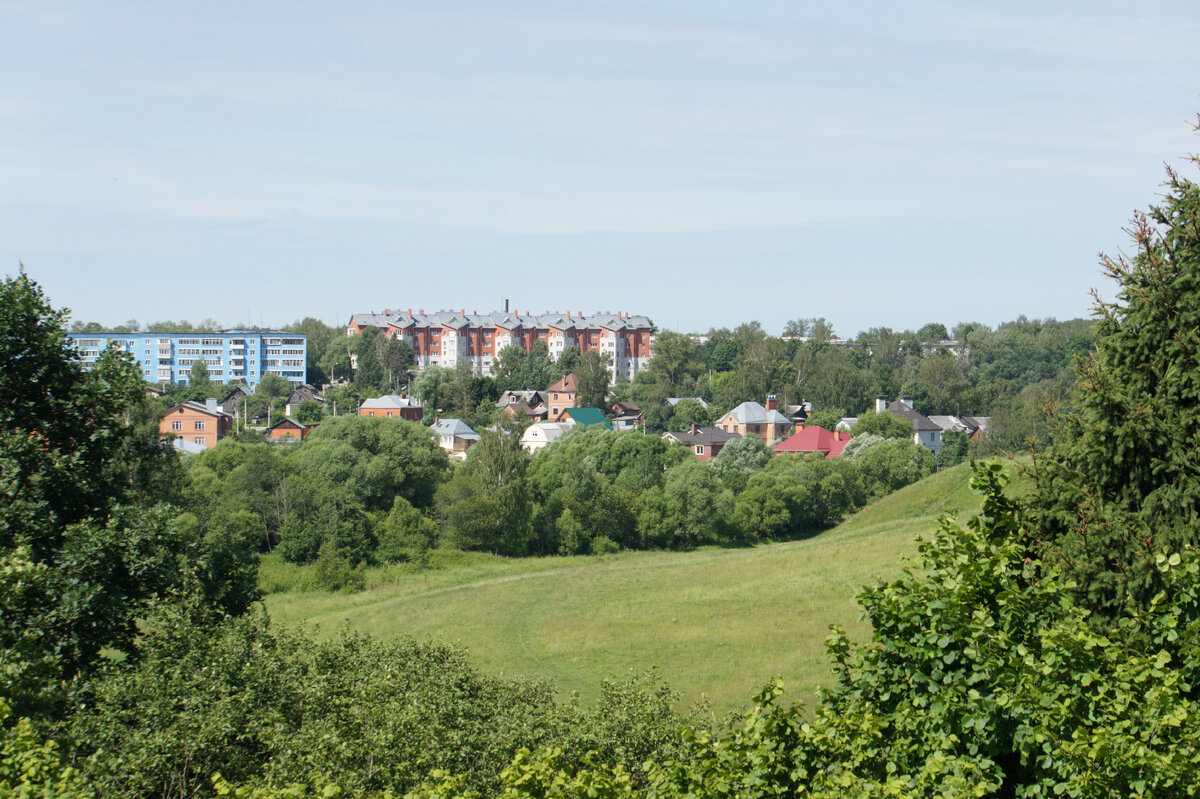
[358,394,423,421]
[714,395,793,445]
[662,424,741,461]
[774,425,851,458]
[498,401,548,423]
[267,417,314,441]
[880,396,943,455]
[560,407,612,430]
[546,374,579,421]
[431,418,481,460]
[284,384,324,418]
[220,385,249,417]
[928,414,991,441]
[521,421,572,453]
[159,399,233,449]
[609,400,644,432]
[497,390,546,409]
[496,390,549,422]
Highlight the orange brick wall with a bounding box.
[160,406,230,448]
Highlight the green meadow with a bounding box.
[264,458,1021,713]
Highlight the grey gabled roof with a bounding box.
[886,400,940,432]
[520,421,572,444]
[928,415,971,433]
[721,401,791,426]
[496,390,544,407]
[350,310,653,333]
[350,313,393,329]
[667,397,708,408]
[287,384,324,405]
[662,426,742,446]
[361,394,421,410]
[431,418,480,440]
[171,401,233,419]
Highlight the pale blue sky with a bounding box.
[5,2,1200,336]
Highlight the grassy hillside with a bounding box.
[264,458,1021,713]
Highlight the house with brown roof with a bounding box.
[498,401,549,423]
[662,424,742,461]
[546,374,579,421]
[610,400,644,432]
[267,417,314,441]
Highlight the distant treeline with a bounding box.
[83,312,1094,453]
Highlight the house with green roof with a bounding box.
[561,407,613,430]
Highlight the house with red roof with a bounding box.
[774,425,852,458]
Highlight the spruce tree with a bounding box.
[1028,130,1200,619]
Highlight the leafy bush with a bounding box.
[63,611,705,798]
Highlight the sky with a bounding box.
[4,2,1200,337]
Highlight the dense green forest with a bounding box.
[8,139,1200,796]
[179,415,939,582]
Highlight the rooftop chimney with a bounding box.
[876,395,888,413]
[205,398,218,413]
[691,423,699,435]
[504,298,510,312]
[766,394,777,411]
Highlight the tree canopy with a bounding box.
[1028,144,1200,620]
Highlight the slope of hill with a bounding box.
[264,458,1018,712]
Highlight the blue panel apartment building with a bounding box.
[68,330,307,388]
